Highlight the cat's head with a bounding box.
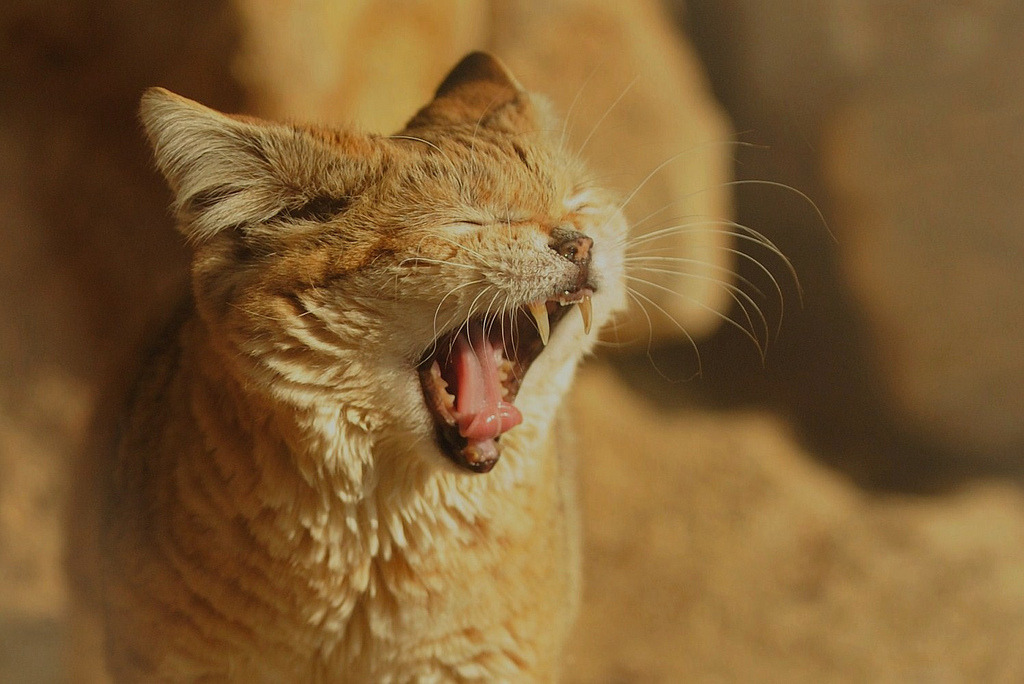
[140,52,627,473]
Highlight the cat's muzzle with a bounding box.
[417,281,594,473]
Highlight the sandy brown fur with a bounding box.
[69,53,627,681]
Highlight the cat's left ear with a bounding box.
[405,52,550,132]
[140,88,356,244]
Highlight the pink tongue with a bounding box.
[454,330,523,442]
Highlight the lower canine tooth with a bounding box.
[578,295,593,335]
[528,300,550,346]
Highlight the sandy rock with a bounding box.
[567,363,1024,681]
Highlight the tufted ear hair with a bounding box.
[140,88,356,244]
[404,52,543,132]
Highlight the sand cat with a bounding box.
[68,53,627,681]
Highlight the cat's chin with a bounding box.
[417,289,593,473]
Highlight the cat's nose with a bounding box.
[550,227,593,266]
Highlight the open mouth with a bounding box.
[417,287,594,473]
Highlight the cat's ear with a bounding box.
[140,88,350,243]
[405,52,544,132]
[433,51,523,110]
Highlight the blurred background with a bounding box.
[2,1,1023,681]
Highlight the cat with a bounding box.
[68,52,628,681]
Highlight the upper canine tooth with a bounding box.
[578,294,593,335]
[528,300,550,346]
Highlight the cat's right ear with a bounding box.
[139,88,346,244]
[404,52,545,133]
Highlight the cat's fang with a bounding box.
[528,300,550,346]
[578,294,593,335]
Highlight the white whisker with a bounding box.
[624,255,767,300]
[626,265,769,351]
[624,286,703,380]
[482,289,504,340]
[398,256,476,270]
[500,293,513,361]
[721,178,834,242]
[625,274,765,361]
[427,279,488,356]
[623,219,801,312]
[388,134,456,180]
[576,74,638,157]
[559,61,603,150]
[626,242,787,329]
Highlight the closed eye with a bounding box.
[445,219,487,236]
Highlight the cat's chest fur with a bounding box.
[103,317,576,680]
